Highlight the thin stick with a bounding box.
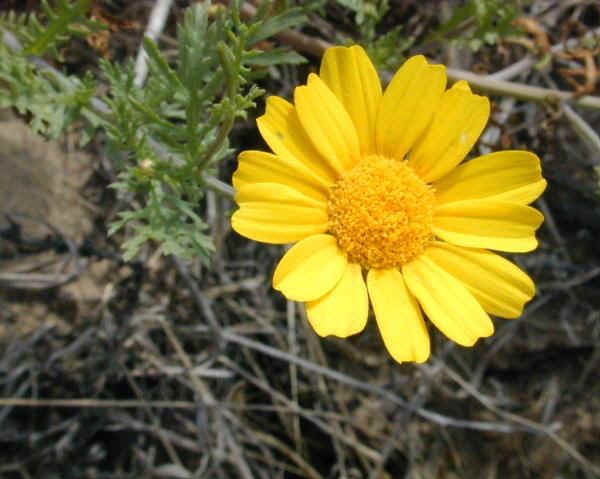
[220,356,382,463]
[159,318,216,406]
[205,175,235,199]
[562,103,600,159]
[488,27,600,81]
[221,330,533,434]
[286,299,302,452]
[0,398,197,408]
[134,0,174,87]
[172,257,224,345]
[440,361,600,476]
[444,68,600,109]
[120,363,184,467]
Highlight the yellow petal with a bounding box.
[433,200,544,252]
[306,263,368,338]
[320,45,382,155]
[232,183,328,244]
[451,80,471,92]
[409,84,490,182]
[402,255,494,347]
[257,96,337,184]
[233,150,329,202]
[294,74,361,175]
[376,55,446,160]
[433,150,547,205]
[273,234,347,301]
[424,242,535,318]
[367,269,430,363]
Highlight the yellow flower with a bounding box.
[231,45,546,363]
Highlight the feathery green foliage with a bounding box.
[103,2,310,261]
[0,42,97,138]
[0,0,103,58]
[0,1,311,262]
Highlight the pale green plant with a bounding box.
[0,0,312,262]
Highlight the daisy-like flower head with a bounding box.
[231,45,546,363]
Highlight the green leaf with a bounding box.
[246,8,307,45]
[143,37,185,91]
[333,0,363,13]
[425,0,521,52]
[7,0,105,58]
[243,48,307,66]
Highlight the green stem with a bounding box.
[197,42,238,171]
[204,176,234,198]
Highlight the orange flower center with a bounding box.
[327,156,435,269]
